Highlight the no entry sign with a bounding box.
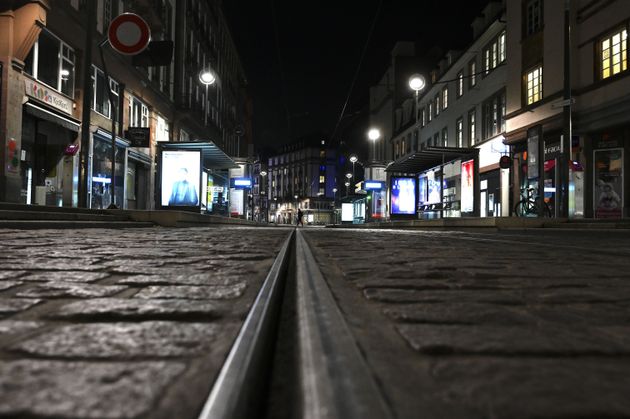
[108,13,151,55]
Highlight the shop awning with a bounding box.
[385,146,479,174]
[24,102,81,132]
[159,141,239,170]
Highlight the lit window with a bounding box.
[319,175,325,184]
[468,108,476,146]
[24,29,76,97]
[435,95,440,116]
[499,32,506,63]
[457,71,464,97]
[456,118,464,147]
[442,87,448,110]
[601,29,628,79]
[441,127,448,147]
[526,66,543,105]
[469,59,477,87]
[428,103,433,121]
[129,96,149,128]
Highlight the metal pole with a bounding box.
[79,0,96,207]
[98,40,118,209]
[561,0,572,218]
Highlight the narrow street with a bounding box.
[1,226,629,418]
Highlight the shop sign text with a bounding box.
[24,78,73,114]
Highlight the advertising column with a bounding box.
[390,177,417,218]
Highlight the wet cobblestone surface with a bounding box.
[0,226,290,419]
[304,228,630,418]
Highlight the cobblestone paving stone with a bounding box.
[0,226,290,419]
[304,228,630,418]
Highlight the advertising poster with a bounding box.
[161,150,201,207]
[229,188,244,216]
[461,159,474,213]
[594,149,623,218]
[427,170,441,204]
[341,203,354,222]
[418,175,428,205]
[391,177,416,215]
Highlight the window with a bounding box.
[129,96,149,128]
[525,0,543,36]
[91,66,119,118]
[442,87,448,110]
[319,175,325,184]
[433,133,440,146]
[441,127,448,147]
[483,31,506,75]
[457,71,464,98]
[482,90,506,140]
[525,65,543,105]
[421,108,426,126]
[468,108,476,146]
[469,59,477,87]
[319,150,326,158]
[156,115,170,142]
[435,95,440,116]
[428,103,433,122]
[456,117,464,147]
[23,29,75,97]
[394,142,400,158]
[600,28,628,79]
[401,139,406,154]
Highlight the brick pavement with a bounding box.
[0,226,290,419]
[304,229,630,418]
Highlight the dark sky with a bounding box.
[223,0,492,155]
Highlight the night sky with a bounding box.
[223,0,492,156]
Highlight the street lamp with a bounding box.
[259,170,268,222]
[409,73,426,126]
[349,154,358,184]
[199,69,217,85]
[367,128,381,164]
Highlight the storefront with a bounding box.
[476,135,510,217]
[588,130,627,219]
[126,149,151,210]
[90,129,127,209]
[20,79,81,207]
[387,147,480,219]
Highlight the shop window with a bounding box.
[525,65,543,105]
[482,90,506,140]
[600,28,628,80]
[456,70,464,98]
[23,29,76,97]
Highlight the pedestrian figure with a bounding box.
[297,208,304,227]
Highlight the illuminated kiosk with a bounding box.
[386,146,480,219]
[157,142,238,213]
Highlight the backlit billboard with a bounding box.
[391,177,417,215]
[161,150,201,207]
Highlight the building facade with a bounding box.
[388,1,509,219]
[505,0,630,219]
[267,136,337,225]
[0,0,249,210]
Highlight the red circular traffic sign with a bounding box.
[108,13,151,55]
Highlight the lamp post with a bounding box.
[344,179,351,197]
[260,170,267,223]
[408,74,426,126]
[349,154,358,184]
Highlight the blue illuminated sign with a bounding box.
[364,180,384,190]
[230,178,252,189]
[391,177,417,215]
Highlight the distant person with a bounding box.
[168,167,198,206]
[297,208,304,227]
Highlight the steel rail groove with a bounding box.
[198,229,294,419]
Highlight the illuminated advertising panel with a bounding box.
[418,175,428,205]
[391,177,417,215]
[341,203,354,222]
[161,150,201,207]
[364,180,385,190]
[229,189,244,216]
[230,177,252,188]
[461,159,474,213]
[427,170,441,204]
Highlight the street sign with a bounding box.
[108,13,151,55]
[499,155,511,169]
[126,127,150,147]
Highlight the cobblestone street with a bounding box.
[304,228,630,418]
[0,226,290,419]
[1,226,630,418]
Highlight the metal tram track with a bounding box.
[198,229,392,419]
